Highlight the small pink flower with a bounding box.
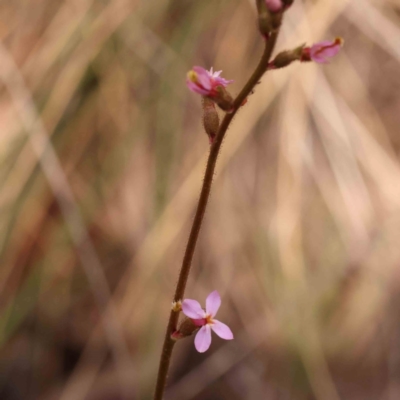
[265,0,283,12]
[186,67,233,97]
[182,290,233,353]
[302,37,344,64]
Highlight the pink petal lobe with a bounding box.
[206,290,221,317]
[309,38,343,64]
[213,76,234,88]
[211,320,233,340]
[192,66,207,74]
[311,40,332,50]
[192,66,212,90]
[322,45,341,58]
[182,299,205,319]
[312,55,328,64]
[197,74,212,91]
[186,80,209,95]
[194,325,212,353]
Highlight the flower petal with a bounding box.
[194,325,212,353]
[309,38,343,64]
[193,66,207,74]
[211,320,233,340]
[186,79,209,95]
[196,74,211,91]
[213,76,234,88]
[182,299,205,319]
[206,290,221,317]
[208,69,222,78]
[192,66,212,90]
[311,54,328,64]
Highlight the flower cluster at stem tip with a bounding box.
[181,290,233,353]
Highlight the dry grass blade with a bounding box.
[0,42,136,397]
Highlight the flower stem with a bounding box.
[153,30,280,400]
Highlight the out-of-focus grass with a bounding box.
[1,0,400,399]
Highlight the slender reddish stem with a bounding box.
[153,30,280,400]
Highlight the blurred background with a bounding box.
[1,0,400,399]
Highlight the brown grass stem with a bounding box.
[153,29,280,400]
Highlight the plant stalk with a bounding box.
[153,30,280,400]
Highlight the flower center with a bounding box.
[205,314,214,325]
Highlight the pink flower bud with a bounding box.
[301,37,344,64]
[264,0,283,12]
[202,97,219,144]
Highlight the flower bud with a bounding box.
[265,0,283,12]
[256,0,273,37]
[301,37,344,64]
[213,86,234,113]
[171,317,201,341]
[202,97,220,143]
[256,0,283,37]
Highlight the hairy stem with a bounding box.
[153,30,279,400]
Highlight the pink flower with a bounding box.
[301,37,344,64]
[186,67,233,97]
[182,290,234,353]
[265,0,283,12]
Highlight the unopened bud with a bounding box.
[257,0,284,34]
[256,0,273,37]
[257,0,292,37]
[171,317,200,341]
[301,37,344,64]
[212,86,234,112]
[265,0,284,12]
[202,97,220,143]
